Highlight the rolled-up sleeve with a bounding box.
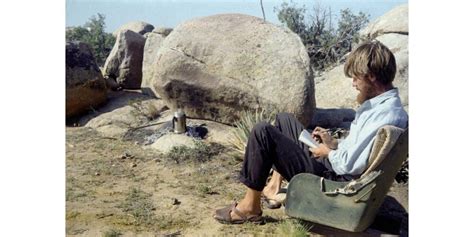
[328,107,407,175]
[328,130,377,175]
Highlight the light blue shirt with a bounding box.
[328,88,408,175]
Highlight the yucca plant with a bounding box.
[228,108,277,154]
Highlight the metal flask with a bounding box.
[172,110,187,134]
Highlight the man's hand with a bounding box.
[312,127,338,149]
[309,144,332,159]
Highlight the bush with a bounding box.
[66,13,115,65]
[166,140,223,164]
[274,1,369,71]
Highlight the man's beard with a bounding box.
[356,84,376,104]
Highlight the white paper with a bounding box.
[298,130,319,149]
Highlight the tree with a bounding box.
[66,13,115,65]
[274,1,369,71]
[274,1,307,38]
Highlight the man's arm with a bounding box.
[326,111,404,175]
[309,144,332,158]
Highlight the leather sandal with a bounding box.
[213,202,264,224]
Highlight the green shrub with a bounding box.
[274,1,369,71]
[66,13,115,65]
[166,140,223,164]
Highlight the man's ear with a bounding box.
[367,74,377,82]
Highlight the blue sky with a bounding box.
[66,0,408,33]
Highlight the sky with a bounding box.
[66,0,408,33]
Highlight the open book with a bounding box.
[298,130,320,149]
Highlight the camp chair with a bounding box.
[285,125,408,232]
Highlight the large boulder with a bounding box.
[151,14,315,126]
[375,33,408,109]
[66,41,107,118]
[315,65,358,109]
[103,30,146,89]
[113,21,154,37]
[141,30,169,97]
[360,4,408,39]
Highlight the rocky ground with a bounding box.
[66,93,408,237]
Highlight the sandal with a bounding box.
[214,202,264,224]
[262,196,282,209]
[262,188,287,209]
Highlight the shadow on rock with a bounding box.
[310,108,356,129]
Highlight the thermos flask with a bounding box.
[172,109,186,134]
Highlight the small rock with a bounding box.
[130,163,137,168]
[171,198,181,205]
[95,172,100,176]
[124,152,134,159]
[154,158,161,163]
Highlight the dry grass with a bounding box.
[275,219,311,237]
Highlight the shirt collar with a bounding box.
[359,88,399,110]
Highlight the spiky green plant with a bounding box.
[228,108,277,154]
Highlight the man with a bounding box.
[213,40,408,224]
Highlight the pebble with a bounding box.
[130,163,137,168]
[95,172,100,176]
[171,198,181,205]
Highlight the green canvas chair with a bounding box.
[285,125,408,232]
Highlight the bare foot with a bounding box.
[262,184,280,200]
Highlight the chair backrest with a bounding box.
[361,125,407,177]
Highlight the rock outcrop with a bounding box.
[113,21,154,37]
[141,28,172,97]
[103,30,146,89]
[360,4,408,39]
[315,4,408,111]
[82,94,167,138]
[66,41,107,118]
[152,27,173,36]
[151,14,315,126]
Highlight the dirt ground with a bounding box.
[66,123,408,236]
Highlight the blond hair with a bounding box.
[344,40,397,85]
